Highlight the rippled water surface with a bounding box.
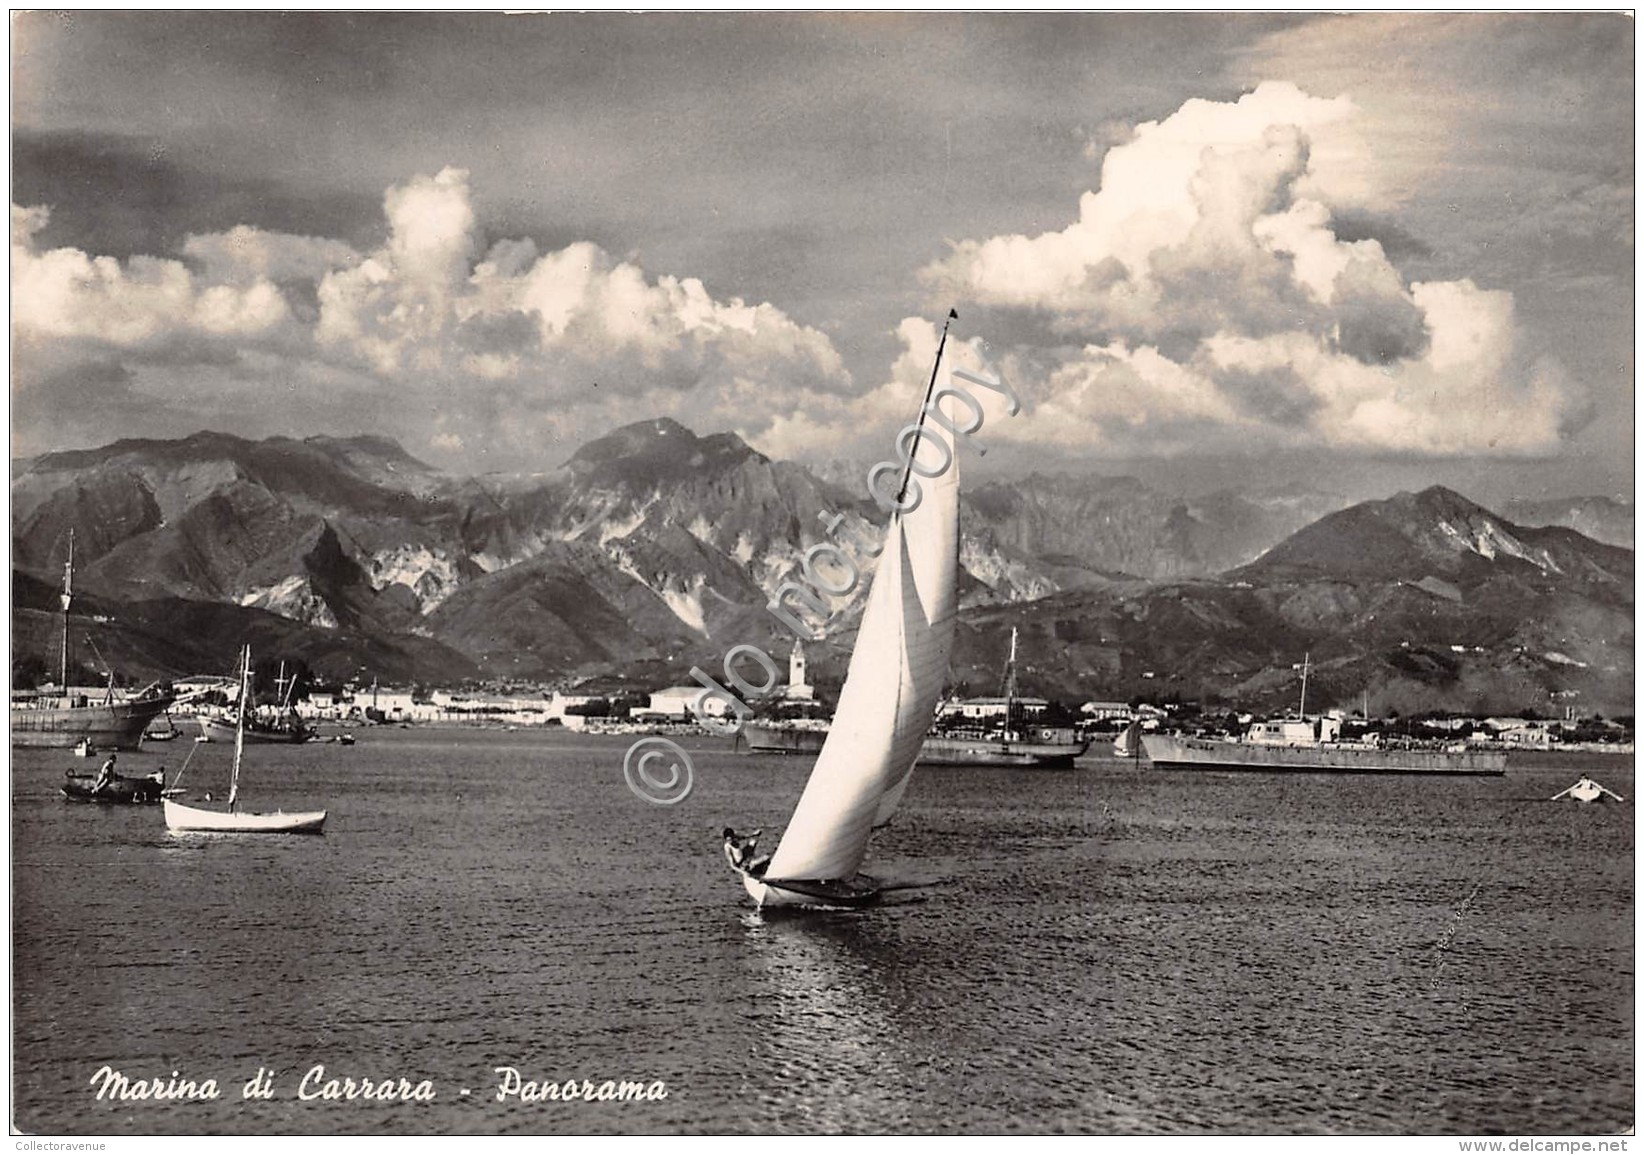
[11,730,1634,1134]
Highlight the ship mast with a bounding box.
[59,530,74,690]
[1000,627,1019,700]
[999,627,1021,735]
[1295,652,1312,718]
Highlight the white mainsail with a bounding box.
[1113,718,1141,759]
[762,393,961,882]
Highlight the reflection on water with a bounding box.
[739,912,914,1131]
[11,733,1634,1135]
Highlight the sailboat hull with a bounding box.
[163,798,327,834]
[919,733,1089,768]
[197,716,309,744]
[740,871,881,909]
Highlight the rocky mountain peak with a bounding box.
[566,416,765,490]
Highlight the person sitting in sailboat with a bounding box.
[93,754,117,793]
[722,828,769,876]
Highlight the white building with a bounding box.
[547,691,607,719]
[1496,725,1553,748]
[648,686,738,720]
[783,641,814,702]
[1079,701,1130,721]
[938,696,1048,720]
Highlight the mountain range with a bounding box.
[10,421,1634,715]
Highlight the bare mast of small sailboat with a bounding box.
[229,645,249,810]
[59,530,74,691]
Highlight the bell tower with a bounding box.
[786,641,813,701]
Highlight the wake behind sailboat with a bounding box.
[727,313,967,909]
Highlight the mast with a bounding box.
[894,308,958,509]
[1296,652,1311,718]
[999,627,1020,734]
[229,645,249,811]
[59,530,74,690]
[1000,627,1019,700]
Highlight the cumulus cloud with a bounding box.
[919,81,1586,458]
[13,204,292,348]
[12,168,852,468]
[182,226,361,287]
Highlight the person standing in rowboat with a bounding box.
[93,754,117,794]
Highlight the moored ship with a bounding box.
[11,529,177,750]
[12,686,178,751]
[196,712,311,745]
[920,725,1089,768]
[194,659,311,743]
[742,722,827,754]
[1141,730,1508,776]
[1142,655,1506,776]
[916,629,1089,769]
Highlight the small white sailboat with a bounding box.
[1550,776,1626,804]
[727,313,962,909]
[1112,718,1142,760]
[164,645,327,834]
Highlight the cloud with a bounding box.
[12,168,853,469]
[13,204,292,348]
[182,226,360,287]
[917,81,1587,459]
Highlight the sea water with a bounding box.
[10,729,1633,1134]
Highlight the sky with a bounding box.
[9,12,1635,505]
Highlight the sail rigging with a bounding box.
[760,327,961,884]
[59,530,74,689]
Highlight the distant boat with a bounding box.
[1142,654,1507,776]
[918,629,1090,768]
[196,713,310,744]
[164,645,327,835]
[144,720,181,741]
[195,659,310,743]
[11,530,176,751]
[726,311,961,909]
[1112,718,1142,760]
[62,767,166,805]
[1550,776,1625,803]
[741,721,828,755]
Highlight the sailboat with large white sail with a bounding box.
[727,313,962,909]
[163,645,327,834]
[1112,717,1143,760]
